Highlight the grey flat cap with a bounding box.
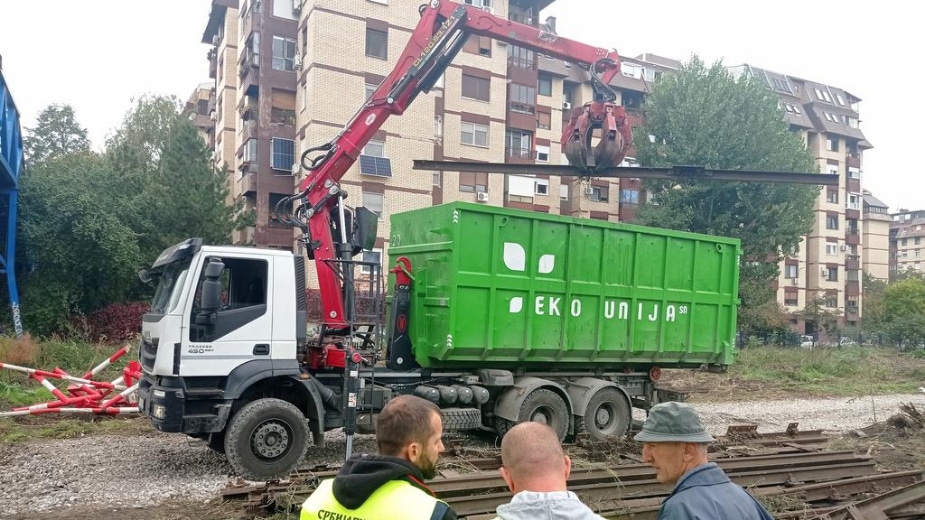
[634,401,715,443]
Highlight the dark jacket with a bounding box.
[659,462,774,520]
[330,453,456,520]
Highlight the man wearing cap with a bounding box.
[636,401,774,520]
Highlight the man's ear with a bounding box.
[401,441,422,465]
[563,455,572,480]
[500,466,516,493]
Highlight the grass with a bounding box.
[662,345,925,401]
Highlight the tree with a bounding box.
[794,296,840,342]
[862,272,888,334]
[17,152,142,335]
[631,57,819,335]
[882,278,925,347]
[23,104,91,165]
[141,118,236,256]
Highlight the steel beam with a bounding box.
[412,160,840,186]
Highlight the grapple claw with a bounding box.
[561,102,632,171]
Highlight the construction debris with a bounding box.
[0,344,141,416]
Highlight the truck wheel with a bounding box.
[224,398,309,480]
[495,389,569,441]
[576,388,631,442]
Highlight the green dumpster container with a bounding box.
[388,202,741,369]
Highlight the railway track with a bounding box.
[221,424,925,519]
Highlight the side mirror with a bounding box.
[197,260,225,325]
[138,268,151,284]
[352,206,379,254]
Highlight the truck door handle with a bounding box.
[253,344,270,355]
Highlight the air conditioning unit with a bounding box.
[562,101,572,110]
[291,163,300,175]
[209,112,217,121]
[476,192,489,202]
[480,5,494,14]
[212,35,220,46]
[841,244,849,252]
[294,54,303,70]
[292,0,302,13]
[584,186,594,195]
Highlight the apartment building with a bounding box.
[863,191,890,280]
[729,64,879,332]
[184,82,215,147]
[889,209,925,274]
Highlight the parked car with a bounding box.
[800,335,816,348]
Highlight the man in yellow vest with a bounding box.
[493,421,605,519]
[300,394,456,520]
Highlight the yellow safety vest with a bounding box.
[300,477,450,520]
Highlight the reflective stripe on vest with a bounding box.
[300,477,448,520]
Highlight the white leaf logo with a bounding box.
[503,242,526,272]
[509,297,524,313]
[538,254,555,274]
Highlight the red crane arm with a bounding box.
[293,0,626,329]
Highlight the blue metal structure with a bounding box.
[0,66,24,337]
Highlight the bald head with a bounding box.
[500,422,570,492]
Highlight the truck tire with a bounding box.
[495,389,569,441]
[224,398,309,480]
[441,408,482,430]
[576,387,631,442]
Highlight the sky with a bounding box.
[1,0,920,211]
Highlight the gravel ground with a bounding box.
[1,392,923,516]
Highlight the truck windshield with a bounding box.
[150,261,191,315]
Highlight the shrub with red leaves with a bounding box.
[75,302,151,343]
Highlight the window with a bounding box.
[826,137,839,152]
[534,180,548,195]
[537,111,551,130]
[814,88,832,103]
[433,171,441,187]
[507,45,535,69]
[505,129,532,158]
[826,188,838,204]
[509,83,536,113]
[588,185,608,202]
[361,249,382,274]
[902,238,908,247]
[847,193,860,210]
[362,192,384,218]
[785,262,798,279]
[243,138,257,163]
[459,172,488,193]
[825,289,838,307]
[366,28,388,59]
[784,289,798,307]
[463,34,492,57]
[272,36,297,71]
[271,107,296,125]
[359,140,392,177]
[826,213,839,230]
[535,144,550,162]
[559,184,568,200]
[188,257,268,342]
[365,83,377,100]
[916,237,921,246]
[826,267,838,282]
[461,74,490,101]
[271,138,295,171]
[538,74,552,97]
[827,243,838,256]
[620,189,640,205]
[461,122,489,147]
[835,93,846,106]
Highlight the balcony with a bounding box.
[846,255,860,271]
[505,147,535,165]
[507,56,537,70]
[845,280,860,296]
[845,229,860,245]
[238,172,258,195]
[508,101,536,115]
[846,153,861,168]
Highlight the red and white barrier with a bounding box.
[0,344,142,418]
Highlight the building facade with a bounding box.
[889,210,925,275]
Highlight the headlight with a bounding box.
[152,404,167,420]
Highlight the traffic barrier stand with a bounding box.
[0,344,143,418]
